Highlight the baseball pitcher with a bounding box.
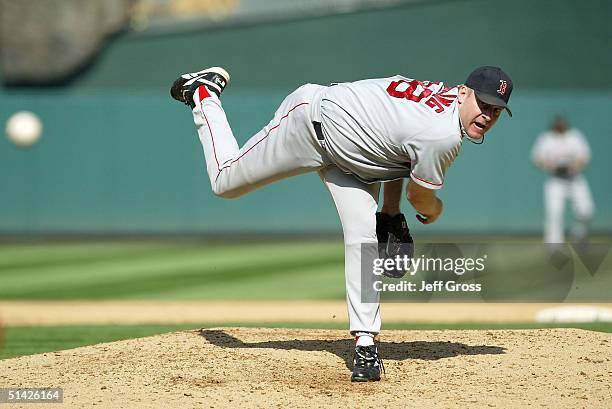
[170,65,513,381]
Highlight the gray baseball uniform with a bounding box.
[318,76,462,187]
[190,76,464,334]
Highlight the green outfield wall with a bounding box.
[1,0,610,234]
[1,90,610,234]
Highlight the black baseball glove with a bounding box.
[376,212,415,278]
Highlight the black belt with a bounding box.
[312,121,325,141]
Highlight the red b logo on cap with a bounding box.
[497,80,508,95]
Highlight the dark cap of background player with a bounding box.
[465,66,513,117]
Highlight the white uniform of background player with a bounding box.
[531,116,594,243]
[172,65,513,380]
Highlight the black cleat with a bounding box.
[170,66,230,108]
[351,345,384,382]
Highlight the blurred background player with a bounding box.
[531,115,595,244]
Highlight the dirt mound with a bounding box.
[1,328,610,408]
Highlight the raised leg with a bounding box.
[191,84,328,198]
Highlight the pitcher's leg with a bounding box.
[320,166,381,335]
[192,86,326,198]
[192,89,239,193]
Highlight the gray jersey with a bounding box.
[318,76,463,189]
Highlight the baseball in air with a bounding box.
[5,111,43,147]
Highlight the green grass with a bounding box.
[0,240,346,299]
[1,238,610,301]
[2,322,611,360]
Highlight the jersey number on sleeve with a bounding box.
[386,79,456,113]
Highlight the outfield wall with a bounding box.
[1,90,611,234]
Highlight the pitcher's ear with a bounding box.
[457,84,470,104]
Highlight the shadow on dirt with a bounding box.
[199,329,506,370]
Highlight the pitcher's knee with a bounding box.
[212,180,252,199]
[213,190,236,199]
[212,183,238,199]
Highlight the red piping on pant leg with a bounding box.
[214,102,310,182]
[200,108,221,170]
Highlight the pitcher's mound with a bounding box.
[1,328,610,408]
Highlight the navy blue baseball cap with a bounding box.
[465,66,513,117]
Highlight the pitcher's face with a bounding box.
[458,86,503,140]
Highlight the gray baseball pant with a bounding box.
[190,83,381,335]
